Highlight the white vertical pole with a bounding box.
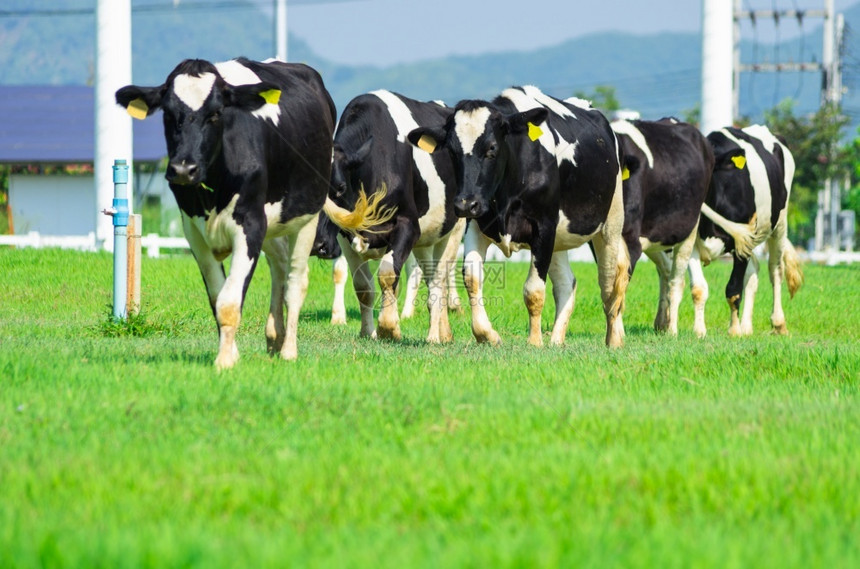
[701,0,735,134]
[95,0,133,251]
[732,0,741,120]
[822,0,835,104]
[275,0,288,61]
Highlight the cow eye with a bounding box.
[335,182,347,197]
[486,143,498,158]
[209,111,221,124]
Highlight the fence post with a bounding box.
[127,213,142,315]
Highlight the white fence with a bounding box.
[2,231,859,265]
[0,231,190,258]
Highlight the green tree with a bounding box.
[574,85,621,114]
[763,99,850,244]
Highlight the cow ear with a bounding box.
[716,148,746,170]
[622,155,641,179]
[224,81,280,111]
[347,136,374,168]
[115,85,164,120]
[408,127,445,153]
[505,107,549,136]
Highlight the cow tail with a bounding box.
[701,204,759,258]
[781,238,804,299]
[323,183,397,235]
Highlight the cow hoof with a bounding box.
[266,335,285,355]
[280,345,298,361]
[528,334,543,347]
[606,331,624,349]
[377,325,402,341]
[771,323,788,335]
[215,352,239,371]
[728,326,742,337]
[330,312,347,325]
[440,325,453,343]
[694,327,707,339]
[475,330,501,346]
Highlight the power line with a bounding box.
[0,0,363,18]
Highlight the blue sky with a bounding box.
[288,0,856,66]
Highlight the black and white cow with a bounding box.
[612,118,714,336]
[688,124,803,336]
[323,90,467,342]
[408,86,629,348]
[116,57,336,368]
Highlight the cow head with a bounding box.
[707,131,751,201]
[311,210,342,259]
[408,100,548,219]
[323,135,397,236]
[115,59,279,187]
[329,137,374,210]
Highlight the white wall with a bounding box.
[9,175,96,235]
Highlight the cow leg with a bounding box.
[214,225,263,370]
[447,259,463,314]
[338,233,376,338]
[524,232,554,348]
[426,222,463,343]
[400,254,422,320]
[181,213,226,324]
[378,218,421,340]
[444,218,467,314]
[687,249,709,338]
[330,255,348,325]
[725,255,751,336]
[645,249,672,332]
[590,183,630,348]
[412,244,447,343]
[262,237,289,354]
[279,214,317,361]
[548,251,576,346]
[663,225,698,336]
[767,220,793,335]
[462,224,501,345]
[376,249,402,340]
[739,254,759,336]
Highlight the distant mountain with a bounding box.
[2,0,858,127]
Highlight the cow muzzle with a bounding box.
[453,196,488,219]
[166,161,200,186]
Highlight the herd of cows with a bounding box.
[114,57,803,369]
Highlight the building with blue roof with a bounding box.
[0,85,168,236]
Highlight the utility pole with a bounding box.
[701,0,735,134]
[728,0,848,253]
[275,0,287,61]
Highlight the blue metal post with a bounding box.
[112,159,130,320]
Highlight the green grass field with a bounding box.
[1,247,858,568]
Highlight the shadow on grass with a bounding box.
[303,308,362,322]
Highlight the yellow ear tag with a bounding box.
[260,89,281,105]
[417,134,437,153]
[127,98,149,120]
[527,122,543,142]
[731,155,746,169]
[622,166,630,181]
